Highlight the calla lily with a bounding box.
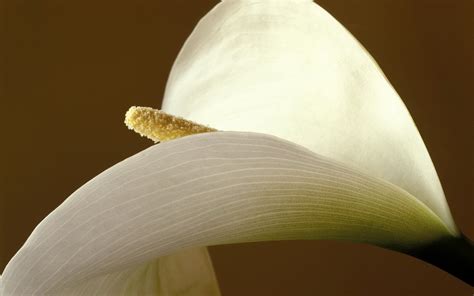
[1,0,472,295]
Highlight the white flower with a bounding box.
[1,0,471,295]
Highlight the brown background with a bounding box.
[2,0,473,295]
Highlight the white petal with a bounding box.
[162,0,456,232]
[0,132,450,295]
[55,247,219,296]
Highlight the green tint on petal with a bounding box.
[162,0,456,233]
[156,247,220,296]
[0,132,452,295]
[54,248,220,296]
[121,248,220,296]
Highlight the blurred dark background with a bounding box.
[2,0,473,295]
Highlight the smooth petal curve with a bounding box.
[162,0,456,232]
[53,247,220,296]
[0,132,450,295]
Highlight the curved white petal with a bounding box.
[0,132,450,295]
[55,247,219,296]
[162,0,456,232]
